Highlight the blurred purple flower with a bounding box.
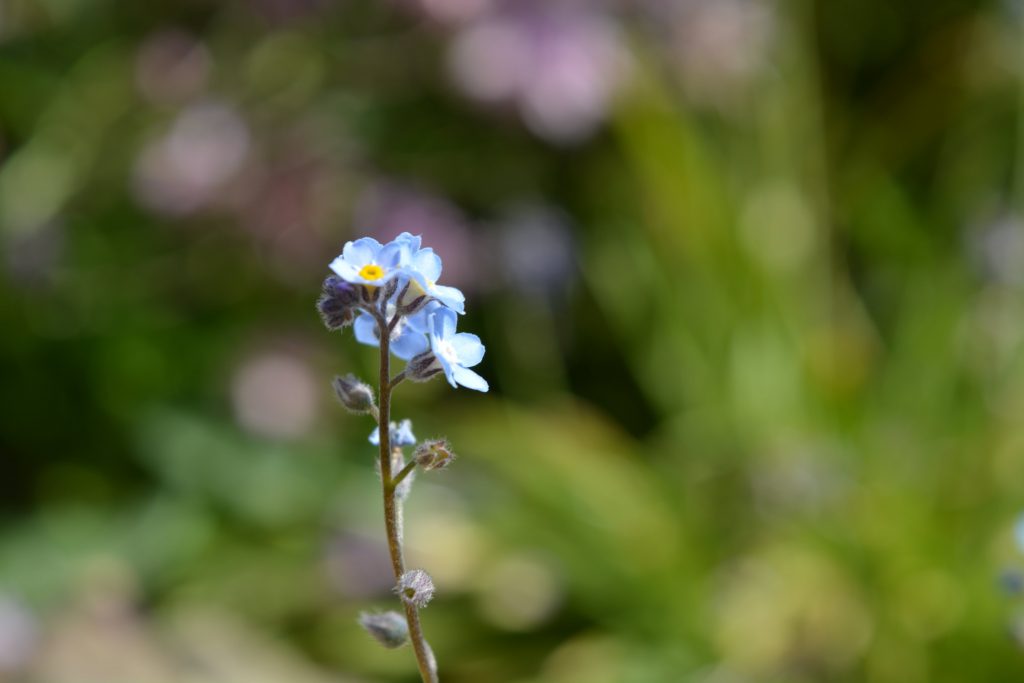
[134,102,250,216]
[448,4,626,143]
[0,596,37,676]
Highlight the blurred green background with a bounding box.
[2,0,1024,681]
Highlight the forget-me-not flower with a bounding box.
[403,246,466,314]
[370,419,417,446]
[330,237,410,286]
[428,307,488,392]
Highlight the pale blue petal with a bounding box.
[354,313,380,347]
[328,256,360,281]
[451,333,485,367]
[394,419,416,445]
[430,335,458,386]
[343,238,381,266]
[412,249,443,282]
[391,329,429,360]
[430,284,465,313]
[406,301,440,334]
[393,232,422,252]
[368,426,382,445]
[433,307,457,339]
[441,360,458,387]
[452,365,489,392]
[378,241,409,268]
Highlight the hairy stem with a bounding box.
[376,311,438,683]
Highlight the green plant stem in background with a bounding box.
[375,309,438,683]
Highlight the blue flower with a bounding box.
[370,419,416,446]
[402,246,466,314]
[428,307,488,392]
[353,303,429,360]
[329,237,410,286]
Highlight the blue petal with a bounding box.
[391,328,429,360]
[328,256,360,282]
[412,249,443,282]
[431,284,465,314]
[406,301,440,334]
[354,313,380,347]
[394,419,416,445]
[368,426,381,445]
[378,241,409,269]
[430,337,458,387]
[392,232,422,252]
[451,333,485,367]
[452,364,489,392]
[343,238,381,266]
[432,307,457,339]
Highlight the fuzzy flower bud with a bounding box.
[332,374,376,415]
[413,439,456,471]
[395,569,435,608]
[317,276,359,330]
[406,350,442,383]
[357,611,409,649]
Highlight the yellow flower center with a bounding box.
[359,264,385,281]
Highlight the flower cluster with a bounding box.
[320,232,487,392]
[321,233,483,680]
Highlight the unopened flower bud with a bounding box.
[358,611,409,648]
[395,569,435,608]
[406,351,442,383]
[413,439,455,471]
[317,276,359,330]
[333,374,376,415]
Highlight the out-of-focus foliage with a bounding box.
[1,0,1024,681]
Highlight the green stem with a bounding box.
[376,311,438,683]
[392,459,418,488]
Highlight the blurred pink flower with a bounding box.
[134,102,250,216]
[661,0,775,108]
[231,350,319,440]
[448,3,626,143]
